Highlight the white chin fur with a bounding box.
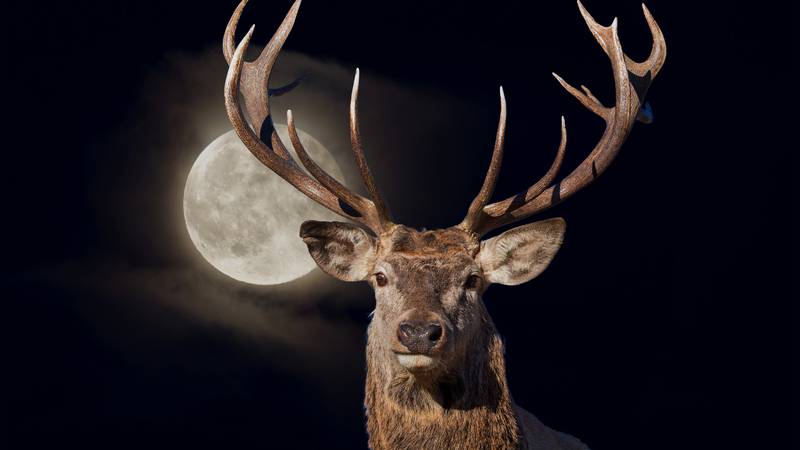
[396,354,435,369]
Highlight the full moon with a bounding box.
[183,126,345,285]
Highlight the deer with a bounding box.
[221,1,665,448]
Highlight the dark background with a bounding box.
[4,1,794,449]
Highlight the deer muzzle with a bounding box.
[393,309,449,371]
[397,321,443,354]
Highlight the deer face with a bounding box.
[300,219,565,378]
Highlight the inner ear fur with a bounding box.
[299,220,377,282]
[478,218,566,286]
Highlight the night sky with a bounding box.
[5,1,793,449]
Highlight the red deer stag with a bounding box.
[222,1,665,448]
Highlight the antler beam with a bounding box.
[223,0,393,234]
[461,1,666,237]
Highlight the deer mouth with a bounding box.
[394,352,437,370]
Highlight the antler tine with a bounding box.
[286,110,371,215]
[459,87,507,232]
[223,0,249,64]
[224,0,304,99]
[224,0,300,150]
[224,1,391,233]
[552,72,611,121]
[622,4,667,80]
[522,116,568,200]
[350,69,393,226]
[476,117,567,226]
[466,1,665,237]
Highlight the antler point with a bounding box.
[641,3,654,20]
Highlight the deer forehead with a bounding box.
[377,226,480,259]
[367,227,479,296]
[380,254,477,285]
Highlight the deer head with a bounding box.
[222,0,665,441]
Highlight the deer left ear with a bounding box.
[299,220,377,282]
[478,218,566,286]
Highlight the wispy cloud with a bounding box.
[13,45,473,388]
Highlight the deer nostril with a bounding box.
[399,323,415,341]
[426,323,442,342]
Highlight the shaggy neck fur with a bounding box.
[364,316,522,450]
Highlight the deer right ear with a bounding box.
[477,218,566,286]
[300,221,378,282]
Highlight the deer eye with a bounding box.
[375,272,388,287]
[465,274,482,290]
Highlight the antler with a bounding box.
[460,1,666,237]
[223,0,393,234]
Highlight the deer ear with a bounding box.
[299,220,377,282]
[478,218,566,286]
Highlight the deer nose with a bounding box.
[397,321,443,354]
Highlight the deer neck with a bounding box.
[364,321,522,450]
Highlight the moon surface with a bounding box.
[184,126,345,285]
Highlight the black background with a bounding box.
[4,1,794,449]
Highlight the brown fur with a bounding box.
[301,223,586,449]
[365,312,520,450]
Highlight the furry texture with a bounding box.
[365,316,521,450]
[365,311,589,450]
[300,221,587,449]
[300,221,377,281]
[479,218,566,286]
